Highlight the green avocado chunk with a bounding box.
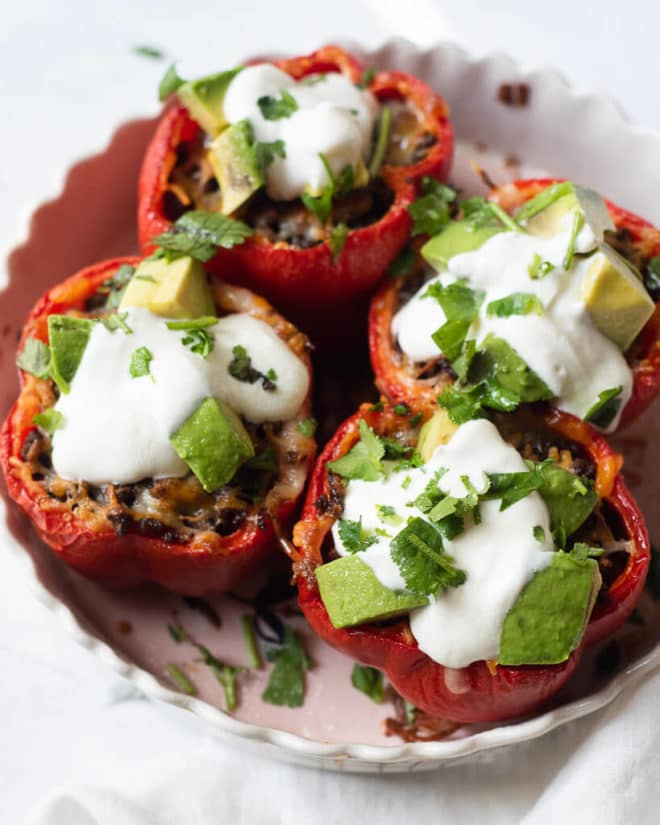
[582,244,654,351]
[317,554,428,629]
[520,181,614,242]
[120,256,216,319]
[47,315,94,394]
[177,68,243,138]
[207,120,265,215]
[417,409,458,462]
[170,396,255,493]
[422,221,502,270]
[498,552,601,666]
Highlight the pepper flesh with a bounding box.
[137,45,454,347]
[292,402,649,722]
[1,257,315,595]
[369,178,660,431]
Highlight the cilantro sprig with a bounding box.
[152,210,253,262]
[301,153,355,226]
[327,419,385,481]
[257,89,298,120]
[408,178,456,237]
[351,665,385,703]
[262,626,312,708]
[486,292,544,318]
[227,344,277,391]
[390,517,466,596]
[584,386,623,429]
[337,517,377,553]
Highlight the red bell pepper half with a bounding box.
[369,178,660,430]
[1,257,315,595]
[137,46,454,344]
[292,401,649,722]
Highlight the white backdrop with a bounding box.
[2,2,659,822]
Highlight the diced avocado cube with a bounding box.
[498,552,601,666]
[47,315,94,394]
[170,396,255,493]
[120,256,216,319]
[582,244,654,351]
[316,554,428,629]
[177,68,243,138]
[422,221,502,270]
[417,409,457,463]
[207,120,265,215]
[522,182,614,242]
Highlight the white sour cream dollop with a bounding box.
[331,419,553,668]
[51,308,309,485]
[223,64,378,201]
[391,222,633,432]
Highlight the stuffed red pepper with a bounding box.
[138,45,453,343]
[1,254,315,594]
[370,179,660,431]
[292,400,649,722]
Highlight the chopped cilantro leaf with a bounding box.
[437,384,485,424]
[351,664,385,703]
[327,419,384,481]
[182,329,214,358]
[297,417,317,437]
[645,257,660,295]
[408,178,456,237]
[376,504,403,526]
[392,403,409,416]
[486,292,544,318]
[390,517,466,596]
[409,412,423,428]
[168,623,187,643]
[425,280,484,323]
[533,525,546,543]
[584,386,623,429]
[158,63,184,101]
[17,338,51,379]
[262,626,312,707]
[101,312,133,334]
[152,210,252,262]
[562,211,584,270]
[388,245,417,278]
[301,186,333,225]
[129,346,154,380]
[98,263,135,309]
[257,89,299,120]
[359,66,376,88]
[194,642,241,711]
[568,542,604,561]
[227,345,277,391]
[33,408,65,437]
[134,45,163,59]
[369,106,391,177]
[166,663,196,695]
[241,615,262,669]
[254,139,286,171]
[484,470,543,510]
[337,517,377,553]
[370,400,384,412]
[432,318,472,362]
[528,253,554,280]
[329,222,349,262]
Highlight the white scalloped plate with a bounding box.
[2,38,659,773]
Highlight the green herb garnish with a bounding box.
[101,312,133,335]
[327,419,384,481]
[241,615,262,669]
[297,417,317,437]
[254,139,286,171]
[17,338,51,379]
[486,292,543,318]
[158,63,184,101]
[129,346,154,380]
[408,178,456,237]
[337,517,377,553]
[262,626,312,708]
[227,344,277,391]
[258,89,298,120]
[329,222,349,262]
[134,45,164,59]
[528,253,554,280]
[369,106,391,177]
[390,517,466,596]
[359,66,376,88]
[584,386,623,429]
[533,525,546,543]
[351,664,385,702]
[388,245,417,278]
[165,663,196,695]
[153,210,253,262]
[33,408,65,437]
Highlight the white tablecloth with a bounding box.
[2,2,659,821]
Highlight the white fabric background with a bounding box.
[1,2,659,822]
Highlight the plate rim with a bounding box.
[3,35,660,770]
